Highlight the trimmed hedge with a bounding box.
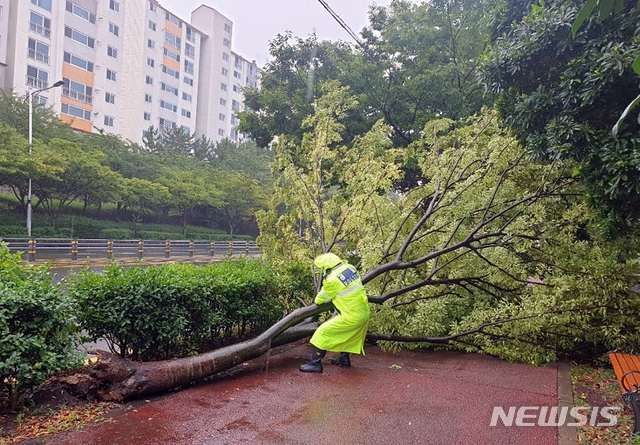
[68,260,313,361]
[0,244,82,409]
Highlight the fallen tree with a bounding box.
[38,105,640,402]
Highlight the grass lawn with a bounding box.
[572,361,640,444]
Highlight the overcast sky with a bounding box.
[160,0,393,66]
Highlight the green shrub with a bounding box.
[0,244,81,409]
[101,228,134,239]
[69,260,303,361]
[136,231,178,240]
[0,225,27,237]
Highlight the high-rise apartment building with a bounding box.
[0,0,260,144]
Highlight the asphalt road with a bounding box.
[46,342,566,445]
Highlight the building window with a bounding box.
[109,0,120,12]
[104,115,114,127]
[161,82,179,96]
[221,83,227,92]
[147,39,155,49]
[64,26,95,48]
[234,70,241,79]
[181,109,191,118]
[64,52,94,72]
[224,23,231,33]
[160,100,177,112]
[66,1,96,23]
[107,46,118,58]
[162,65,179,79]
[27,38,50,64]
[186,27,195,42]
[182,92,192,102]
[159,118,176,129]
[218,128,225,136]
[61,103,91,120]
[105,92,115,104]
[26,65,48,88]
[147,57,155,67]
[221,67,228,76]
[166,11,181,27]
[232,99,240,111]
[185,43,195,59]
[109,23,119,36]
[223,38,230,47]
[219,113,225,121]
[223,52,229,62]
[144,94,152,103]
[219,98,226,106]
[148,20,156,31]
[163,47,180,62]
[29,12,51,39]
[106,69,117,81]
[149,2,156,11]
[184,60,194,75]
[62,77,92,103]
[144,112,151,121]
[145,75,153,85]
[232,84,240,93]
[183,77,193,86]
[31,0,52,12]
[164,31,181,50]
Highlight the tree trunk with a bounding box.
[38,304,328,402]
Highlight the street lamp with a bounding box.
[26,79,64,237]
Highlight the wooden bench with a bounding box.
[609,352,640,434]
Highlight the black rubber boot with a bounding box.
[331,352,351,367]
[299,347,326,373]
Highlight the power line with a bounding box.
[316,0,369,53]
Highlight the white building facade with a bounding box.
[0,0,260,144]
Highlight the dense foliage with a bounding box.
[68,260,313,361]
[480,0,640,225]
[258,81,640,363]
[0,91,272,236]
[239,0,494,152]
[0,244,81,409]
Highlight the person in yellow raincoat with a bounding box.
[299,252,371,373]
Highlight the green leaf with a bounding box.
[572,0,597,38]
[614,0,625,13]
[612,93,640,136]
[633,55,640,75]
[599,0,615,17]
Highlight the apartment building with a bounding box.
[0,0,260,144]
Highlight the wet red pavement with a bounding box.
[47,343,561,445]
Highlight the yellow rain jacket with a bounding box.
[310,254,371,354]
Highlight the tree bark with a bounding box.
[39,305,328,402]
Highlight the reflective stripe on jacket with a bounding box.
[310,262,370,354]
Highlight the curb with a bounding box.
[557,361,579,445]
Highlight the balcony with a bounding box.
[62,87,93,104]
[28,49,50,65]
[26,76,48,89]
[164,37,181,50]
[29,21,51,38]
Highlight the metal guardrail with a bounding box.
[2,238,260,264]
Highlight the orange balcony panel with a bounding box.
[62,63,94,87]
[163,56,180,72]
[59,113,92,132]
[165,20,182,38]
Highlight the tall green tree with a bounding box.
[0,90,76,142]
[479,0,640,225]
[208,139,274,186]
[239,0,494,150]
[33,139,123,225]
